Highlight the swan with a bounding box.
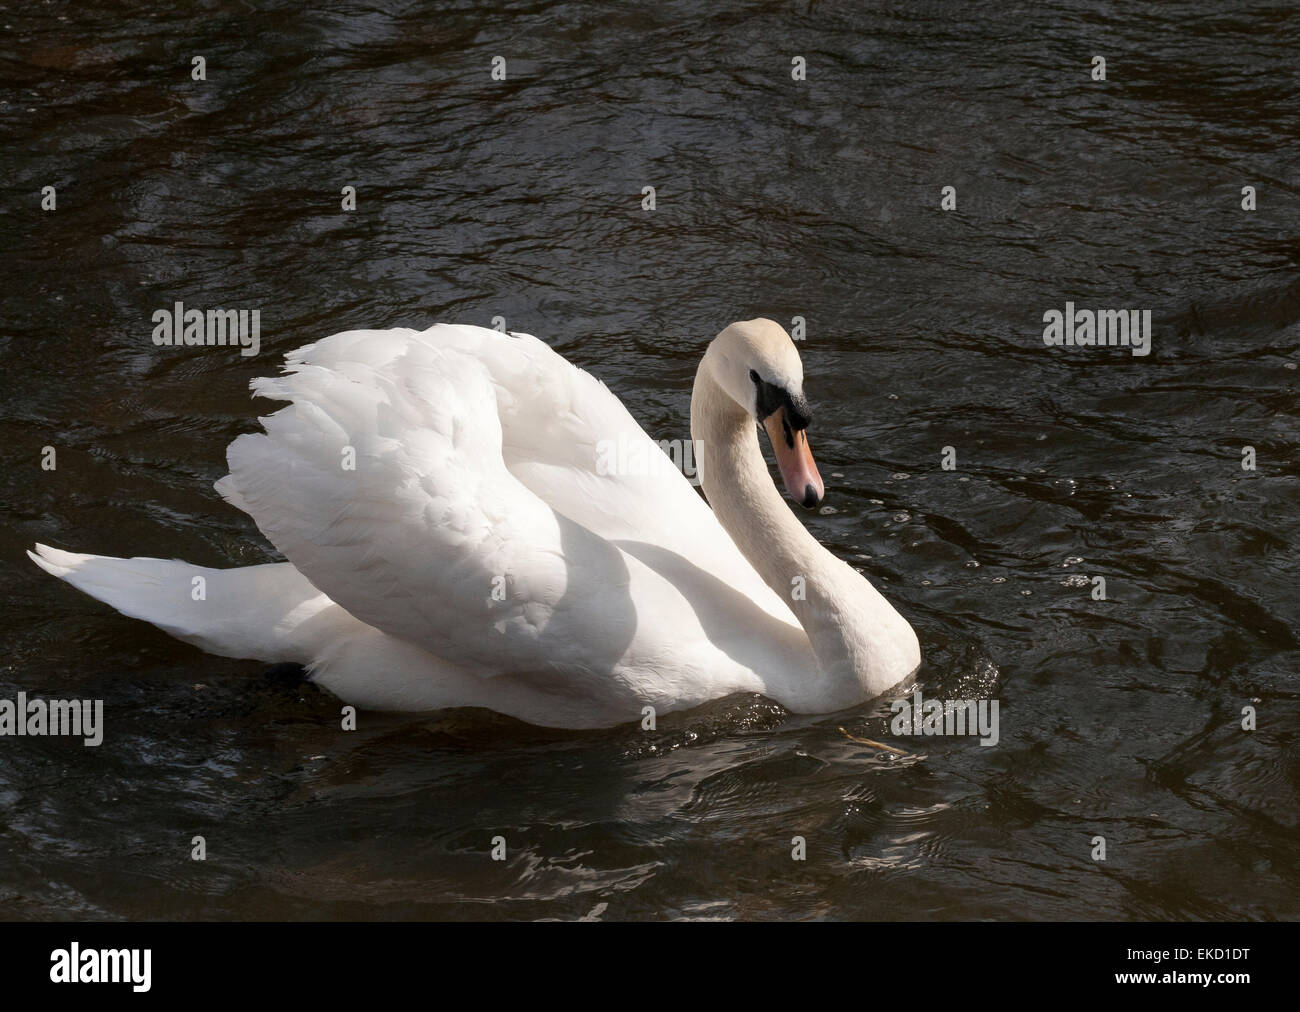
[29,319,920,728]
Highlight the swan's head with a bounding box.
[707,318,825,509]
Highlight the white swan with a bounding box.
[29,319,919,728]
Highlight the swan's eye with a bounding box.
[750,371,812,433]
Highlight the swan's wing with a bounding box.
[287,324,710,552]
[223,322,791,620]
[434,325,675,541]
[223,328,651,678]
[429,326,791,610]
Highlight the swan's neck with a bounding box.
[690,366,919,708]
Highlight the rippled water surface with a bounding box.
[2,1,1298,920]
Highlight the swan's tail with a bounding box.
[27,543,326,665]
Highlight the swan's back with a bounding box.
[217,324,801,690]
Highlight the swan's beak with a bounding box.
[762,408,824,509]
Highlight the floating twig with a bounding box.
[838,726,909,756]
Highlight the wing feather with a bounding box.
[222,324,794,683]
[226,332,638,677]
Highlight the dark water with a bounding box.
[2,1,1298,920]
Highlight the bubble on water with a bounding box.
[1060,574,1090,587]
[992,576,1006,584]
[1021,589,1032,596]
[958,476,970,482]
[819,505,837,515]
[920,579,932,586]
[965,559,980,568]
[855,554,872,560]
[869,499,884,505]
[891,472,911,480]
[893,512,910,523]
[1062,556,1084,567]
[831,472,844,478]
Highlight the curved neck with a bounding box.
[690,363,919,708]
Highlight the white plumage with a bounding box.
[30,321,919,728]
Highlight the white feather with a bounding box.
[35,324,839,727]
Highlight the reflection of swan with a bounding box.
[29,319,919,728]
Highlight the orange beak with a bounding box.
[762,407,824,509]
